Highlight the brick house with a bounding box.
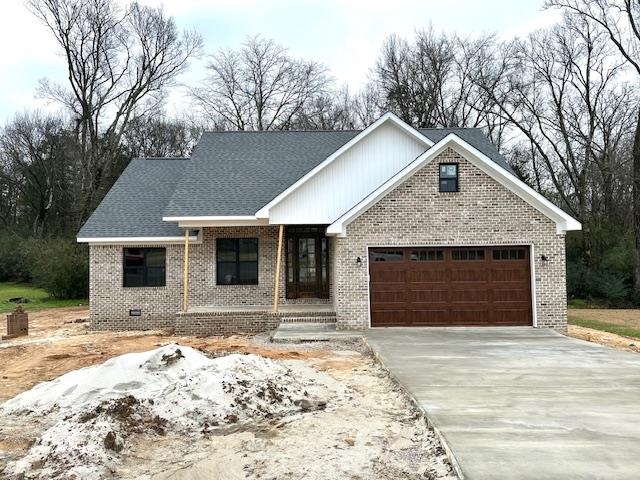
[77,113,580,335]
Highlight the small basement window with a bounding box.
[439,163,459,192]
[217,238,258,285]
[123,248,166,287]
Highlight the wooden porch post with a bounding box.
[273,224,284,312]
[182,229,190,312]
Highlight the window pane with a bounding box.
[440,178,457,192]
[287,238,294,281]
[145,249,165,268]
[124,267,144,287]
[124,249,144,268]
[452,249,484,261]
[321,238,327,282]
[238,261,258,284]
[369,250,404,262]
[493,248,526,261]
[238,238,258,261]
[411,250,444,261]
[217,239,237,262]
[217,262,237,284]
[146,267,165,287]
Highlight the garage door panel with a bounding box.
[449,268,490,282]
[407,269,447,283]
[491,267,529,283]
[448,288,490,303]
[372,290,407,304]
[410,289,448,303]
[412,309,451,325]
[370,246,532,327]
[372,310,409,326]
[493,289,530,303]
[449,309,492,324]
[492,309,531,323]
[370,269,407,283]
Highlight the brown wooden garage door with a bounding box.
[369,246,532,326]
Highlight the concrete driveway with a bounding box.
[365,327,640,480]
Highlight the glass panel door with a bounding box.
[298,238,317,284]
[285,227,329,299]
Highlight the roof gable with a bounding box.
[326,133,581,236]
[267,118,431,224]
[255,112,432,219]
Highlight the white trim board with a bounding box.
[77,232,202,245]
[255,112,433,219]
[326,133,581,237]
[163,215,258,222]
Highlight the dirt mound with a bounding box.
[1,344,346,479]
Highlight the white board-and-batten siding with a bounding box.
[268,122,428,225]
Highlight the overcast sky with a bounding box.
[0,0,559,124]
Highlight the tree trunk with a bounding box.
[633,107,640,296]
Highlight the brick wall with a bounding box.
[90,147,568,333]
[333,147,567,330]
[89,226,333,331]
[89,244,182,330]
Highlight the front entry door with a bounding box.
[286,227,329,299]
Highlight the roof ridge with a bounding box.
[201,129,362,134]
[133,157,190,161]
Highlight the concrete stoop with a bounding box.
[271,321,364,343]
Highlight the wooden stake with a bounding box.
[182,229,190,312]
[273,224,284,312]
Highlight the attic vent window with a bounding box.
[439,163,459,192]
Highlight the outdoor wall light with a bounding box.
[356,256,362,266]
[541,255,549,263]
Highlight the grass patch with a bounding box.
[568,315,640,340]
[568,298,610,309]
[0,282,87,314]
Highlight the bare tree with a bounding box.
[545,0,640,294]
[28,0,202,223]
[0,112,76,235]
[190,36,331,131]
[371,27,508,146]
[474,14,636,260]
[123,115,201,157]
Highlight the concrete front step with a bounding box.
[272,322,363,343]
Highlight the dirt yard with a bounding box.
[569,308,640,329]
[0,308,455,479]
[567,308,640,353]
[567,324,640,353]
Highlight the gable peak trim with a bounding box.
[326,133,581,237]
[254,112,433,219]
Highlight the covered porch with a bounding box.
[175,222,338,335]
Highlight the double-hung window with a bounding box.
[216,238,258,285]
[439,163,459,192]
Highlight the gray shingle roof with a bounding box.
[163,130,360,217]
[78,126,514,238]
[419,128,513,173]
[77,158,188,238]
